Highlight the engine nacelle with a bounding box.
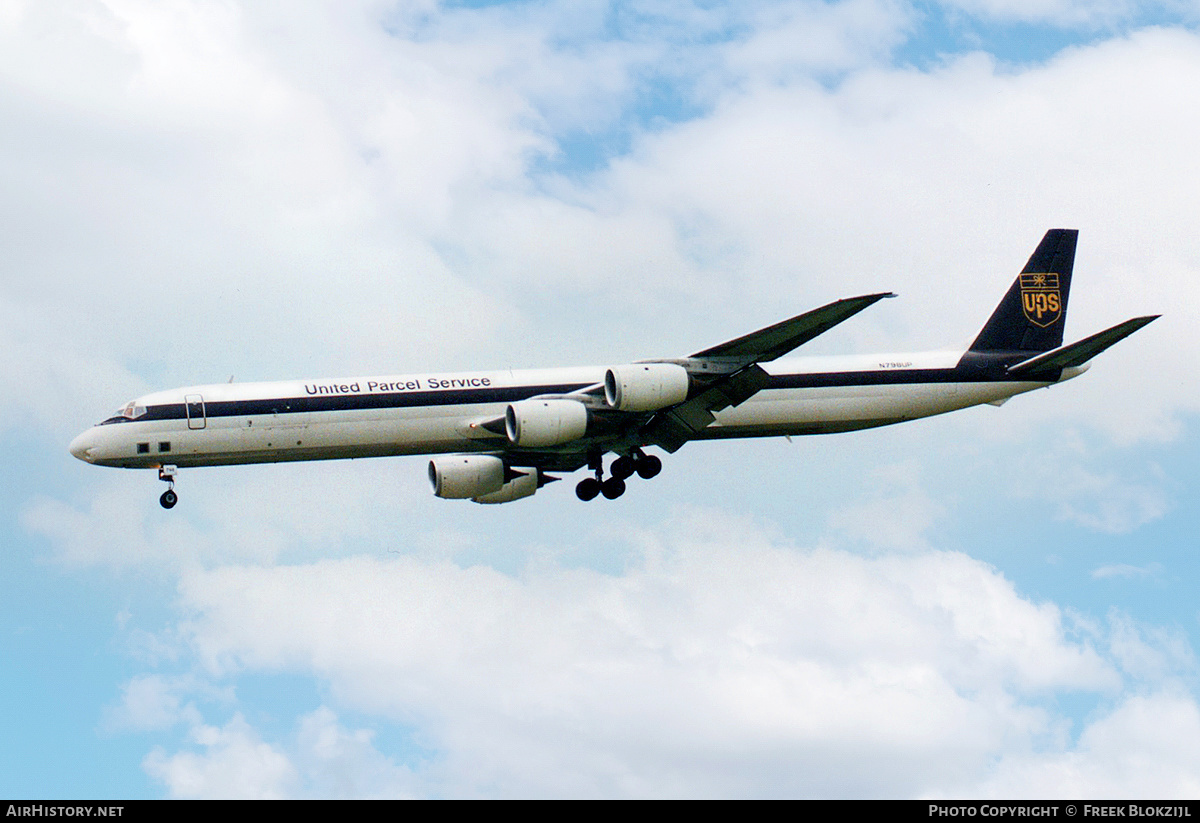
[604,363,690,411]
[428,454,505,499]
[505,399,588,447]
[472,469,538,504]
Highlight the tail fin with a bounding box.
[970,229,1077,353]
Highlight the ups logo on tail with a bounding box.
[1020,273,1061,327]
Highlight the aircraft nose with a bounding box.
[69,429,97,462]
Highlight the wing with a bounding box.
[640,293,895,452]
[691,293,895,363]
[476,293,894,469]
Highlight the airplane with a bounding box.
[69,229,1157,509]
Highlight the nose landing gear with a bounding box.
[575,449,662,502]
[158,465,178,509]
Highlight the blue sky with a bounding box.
[2,0,1199,798]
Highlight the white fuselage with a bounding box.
[69,350,1077,471]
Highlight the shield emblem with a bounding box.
[1020,273,1062,328]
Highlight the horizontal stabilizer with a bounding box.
[691,293,895,363]
[1006,315,1160,376]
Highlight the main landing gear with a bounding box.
[575,449,663,502]
[158,465,178,509]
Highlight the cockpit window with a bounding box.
[121,402,147,420]
[98,401,147,425]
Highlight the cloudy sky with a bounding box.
[3,0,1199,799]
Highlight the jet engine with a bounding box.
[505,399,588,447]
[604,363,690,411]
[428,454,505,499]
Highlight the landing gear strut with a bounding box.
[158,465,178,509]
[575,449,662,502]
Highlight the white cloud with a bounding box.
[950,691,1200,798]
[827,461,946,551]
[1091,562,1161,579]
[0,0,535,395]
[293,707,420,799]
[101,674,203,733]
[1106,610,1196,684]
[723,0,914,80]
[936,0,1151,27]
[23,457,427,569]
[0,298,146,439]
[146,511,1127,797]
[108,675,184,732]
[141,705,423,799]
[143,713,296,799]
[1016,456,1171,535]
[1056,472,1169,535]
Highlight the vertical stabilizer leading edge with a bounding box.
[970,229,1078,353]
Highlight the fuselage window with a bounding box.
[137,442,150,454]
[158,442,171,453]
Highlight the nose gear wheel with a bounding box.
[158,465,179,509]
